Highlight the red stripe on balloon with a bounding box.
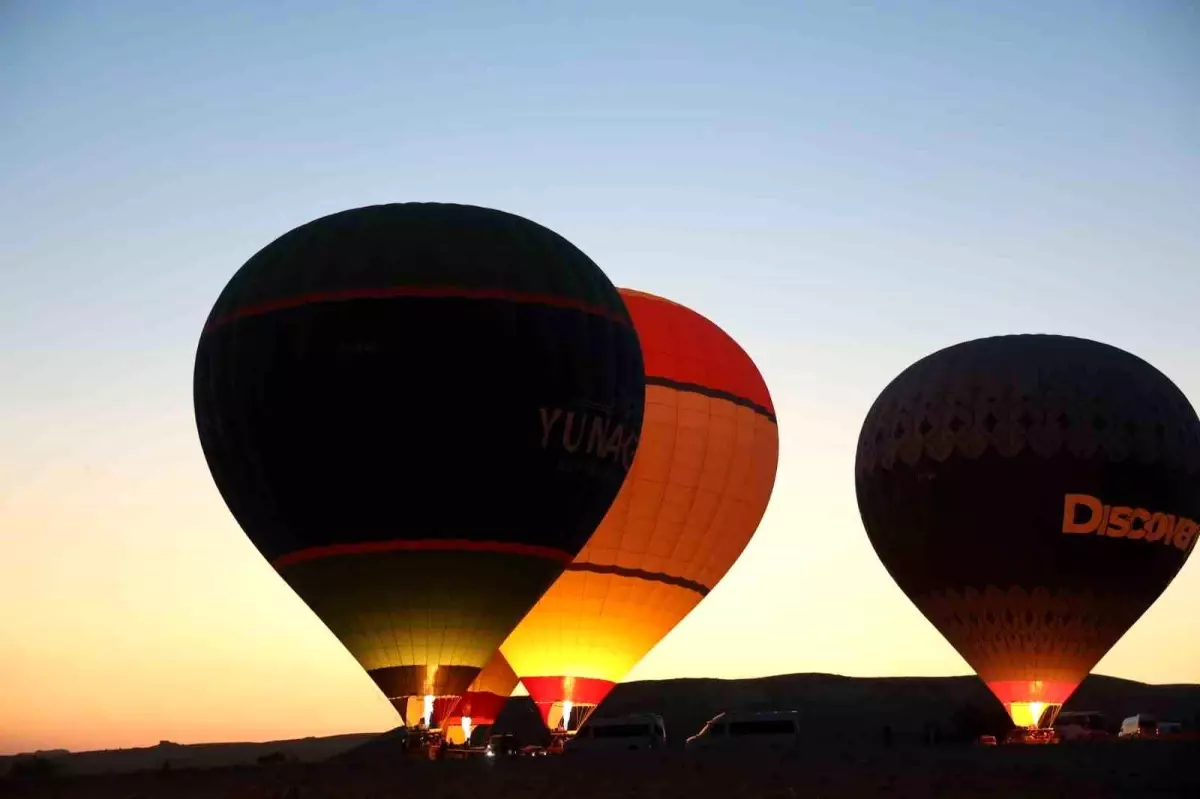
[440,691,512,728]
[985,679,1079,707]
[272,539,576,569]
[520,676,616,708]
[619,288,776,415]
[204,286,629,332]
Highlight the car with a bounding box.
[977,734,998,746]
[685,710,802,751]
[1054,711,1109,742]
[562,713,667,753]
[1157,721,1183,738]
[486,733,520,758]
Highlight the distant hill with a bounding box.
[7,672,1199,776]
[0,732,377,778]
[489,672,1200,749]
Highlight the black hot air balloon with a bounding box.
[193,203,645,728]
[856,335,1200,729]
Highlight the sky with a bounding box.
[2,0,1198,754]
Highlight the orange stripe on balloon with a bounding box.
[272,539,576,569]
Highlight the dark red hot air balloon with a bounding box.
[855,335,1200,728]
[194,203,645,728]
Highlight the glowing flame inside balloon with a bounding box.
[561,700,573,730]
[461,716,472,742]
[1015,701,1047,729]
[422,695,434,727]
[1007,700,1062,729]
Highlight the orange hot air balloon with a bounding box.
[438,651,519,744]
[501,288,780,732]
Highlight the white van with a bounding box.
[1119,714,1158,739]
[685,710,801,751]
[562,713,666,753]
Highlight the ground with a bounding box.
[3,741,1196,799]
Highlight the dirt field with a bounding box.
[3,741,1196,799]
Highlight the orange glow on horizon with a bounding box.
[2,373,1198,755]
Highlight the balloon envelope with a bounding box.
[439,650,519,744]
[855,334,1200,728]
[194,203,645,724]
[502,288,779,731]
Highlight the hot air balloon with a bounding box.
[193,203,645,730]
[438,650,519,745]
[855,335,1200,729]
[501,288,779,733]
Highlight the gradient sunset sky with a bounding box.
[3,0,1198,754]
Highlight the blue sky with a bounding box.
[2,0,1199,751]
